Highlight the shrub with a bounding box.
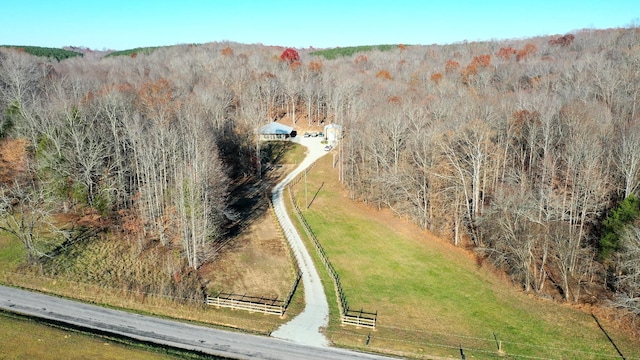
[600,194,640,260]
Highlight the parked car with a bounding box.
[303,132,310,137]
[311,132,318,137]
[324,145,333,151]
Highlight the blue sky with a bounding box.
[2,1,638,50]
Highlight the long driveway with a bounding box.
[270,136,331,346]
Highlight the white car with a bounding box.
[324,145,333,151]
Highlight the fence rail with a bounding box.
[288,185,377,329]
[207,292,287,316]
[343,308,378,328]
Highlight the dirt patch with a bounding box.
[0,138,28,185]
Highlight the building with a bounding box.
[324,123,343,142]
[259,122,295,141]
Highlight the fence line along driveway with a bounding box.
[0,286,396,360]
[270,136,331,347]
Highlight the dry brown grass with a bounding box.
[0,138,28,185]
[201,214,294,299]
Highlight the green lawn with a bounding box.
[0,312,192,360]
[289,155,640,359]
[0,233,25,273]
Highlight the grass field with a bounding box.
[288,153,640,359]
[0,311,192,360]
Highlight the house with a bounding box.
[323,123,343,142]
[259,122,295,141]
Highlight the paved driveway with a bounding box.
[270,135,331,347]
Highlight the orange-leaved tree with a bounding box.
[376,70,393,80]
[445,59,460,73]
[309,60,323,72]
[220,47,233,56]
[354,55,368,65]
[516,43,537,61]
[496,47,517,60]
[430,72,443,84]
[471,54,491,68]
[549,34,575,46]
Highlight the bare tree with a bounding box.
[173,104,228,269]
[611,225,640,316]
[615,126,640,198]
[481,188,549,293]
[438,118,495,245]
[0,180,56,263]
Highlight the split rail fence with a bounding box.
[288,185,377,329]
[207,272,301,316]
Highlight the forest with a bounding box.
[0,26,639,323]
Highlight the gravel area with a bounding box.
[270,136,331,347]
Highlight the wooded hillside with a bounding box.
[0,27,639,320]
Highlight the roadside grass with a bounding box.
[0,311,189,360]
[0,233,24,273]
[289,154,640,359]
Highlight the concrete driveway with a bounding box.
[270,135,331,347]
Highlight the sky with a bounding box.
[2,1,639,50]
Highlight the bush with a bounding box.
[599,194,640,260]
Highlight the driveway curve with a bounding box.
[270,136,331,347]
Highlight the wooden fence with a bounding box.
[207,273,300,316]
[343,308,378,328]
[288,186,377,329]
[207,293,286,315]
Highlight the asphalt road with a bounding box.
[0,286,396,360]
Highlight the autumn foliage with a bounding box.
[388,95,402,104]
[459,54,491,84]
[220,47,234,56]
[308,60,323,72]
[471,54,491,68]
[354,55,368,65]
[496,44,537,61]
[289,60,302,70]
[496,47,517,60]
[516,43,537,61]
[280,48,300,64]
[445,59,460,73]
[430,72,443,84]
[136,78,176,121]
[549,34,575,46]
[376,70,393,80]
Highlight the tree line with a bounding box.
[0,27,639,317]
